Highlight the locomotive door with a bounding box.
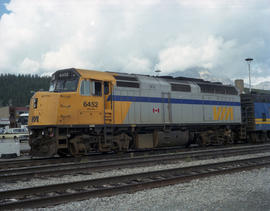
[162,92,172,123]
[79,79,104,125]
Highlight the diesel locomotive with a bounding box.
[28,68,270,157]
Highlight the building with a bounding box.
[0,106,29,128]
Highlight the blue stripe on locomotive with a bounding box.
[108,95,241,106]
[254,102,270,130]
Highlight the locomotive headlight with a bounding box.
[33,98,38,109]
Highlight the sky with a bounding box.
[0,0,10,16]
[0,0,269,85]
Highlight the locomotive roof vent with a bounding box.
[114,75,138,81]
[114,74,140,88]
[158,76,174,79]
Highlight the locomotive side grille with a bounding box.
[116,81,140,88]
[198,83,238,95]
[171,83,191,92]
[114,75,138,81]
[114,74,140,88]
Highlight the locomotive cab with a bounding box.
[28,68,115,156]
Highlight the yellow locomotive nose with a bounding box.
[28,68,117,157]
[29,92,59,126]
[29,91,78,126]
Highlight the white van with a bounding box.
[1,128,29,142]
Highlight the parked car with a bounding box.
[1,128,29,142]
[0,128,5,134]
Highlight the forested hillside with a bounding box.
[0,74,51,107]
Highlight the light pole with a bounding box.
[155,70,161,76]
[245,58,253,93]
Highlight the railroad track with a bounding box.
[0,144,257,170]
[1,155,270,209]
[1,144,270,182]
[0,157,74,170]
[0,143,264,170]
[0,146,190,170]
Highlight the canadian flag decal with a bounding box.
[153,107,160,113]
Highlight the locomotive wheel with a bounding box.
[249,133,257,143]
[69,137,87,156]
[112,133,131,152]
[249,133,267,143]
[57,149,69,157]
[197,136,205,146]
[69,142,77,156]
[30,139,57,157]
[258,132,267,142]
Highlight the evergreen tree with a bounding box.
[0,74,51,106]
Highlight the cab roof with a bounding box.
[76,68,116,82]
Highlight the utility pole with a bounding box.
[245,58,253,93]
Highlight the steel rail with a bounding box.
[1,143,268,170]
[1,144,270,182]
[0,147,187,169]
[1,156,270,209]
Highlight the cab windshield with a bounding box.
[49,69,79,92]
[49,78,78,92]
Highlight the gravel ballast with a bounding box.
[2,152,270,210]
[1,152,270,192]
[40,167,270,211]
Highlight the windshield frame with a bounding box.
[49,69,80,92]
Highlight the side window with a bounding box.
[80,80,90,96]
[262,113,266,121]
[92,81,102,96]
[104,82,109,95]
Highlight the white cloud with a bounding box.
[20,58,40,74]
[122,56,152,73]
[0,0,269,83]
[41,44,90,70]
[177,0,231,9]
[155,36,237,73]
